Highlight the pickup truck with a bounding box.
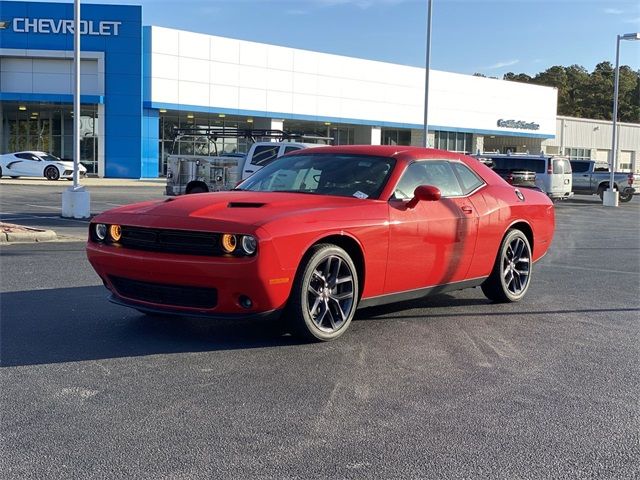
[165,141,322,195]
[569,160,639,203]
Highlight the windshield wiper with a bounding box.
[271,190,318,195]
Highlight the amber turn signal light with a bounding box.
[109,224,122,242]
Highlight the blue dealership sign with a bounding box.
[0,1,148,178]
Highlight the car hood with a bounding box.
[54,160,86,171]
[95,191,378,232]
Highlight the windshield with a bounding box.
[40,154,61,162]
[490,157,546,174]
[238,154,396,199]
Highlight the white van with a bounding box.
[475,153,573,201]
[240,142,324,180]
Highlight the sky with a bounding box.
[17,0,640,77]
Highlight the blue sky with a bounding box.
[22,0,640,76]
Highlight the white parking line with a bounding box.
[541,264,639,276]
[0,214,89,224]
[25,204,61,210]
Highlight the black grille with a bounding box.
[120,226,218,256]
[110,276,217,309]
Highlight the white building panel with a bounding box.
[267,90,293,114]
[239,88,267,111]
[152,53,179,81]
[178,80,209,106]
[239,41,268,68]
[151,26,179,56]
[210,62,239,87]
[178,57,209,84]
[266,69,293,92]
[178,30,210,60]
[267,45,294,71]
[238,65,267,90]
[149,26,557,136]
[152,77,179,104]
[210,84,239,109]
[210,36,239,64]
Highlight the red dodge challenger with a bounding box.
[87,146,555,341]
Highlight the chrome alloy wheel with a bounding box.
[502,236,531,296]
[306,255,355,333]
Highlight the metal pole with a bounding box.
[422,0,432,148]
[73,0,81,189]
[609,35,622,198]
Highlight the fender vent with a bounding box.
[227,202,265,208]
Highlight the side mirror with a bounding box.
[406,185,441,208]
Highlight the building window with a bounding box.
[434,131,472,153]
[565,148,591,160]
[382,129,411,146]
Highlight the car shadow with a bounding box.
[1,285,301,367]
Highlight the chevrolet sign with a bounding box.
[8,18,121,36]
[497,119,540,131]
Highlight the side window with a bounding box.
[394,162,428,199]
[552,159,564,174]
[423,162,463,197]
[394,161,463,199]
[451,162,484,195]
[570,161,589,173]
[16,153,38,161]
[250,145,280,166]
[283,146,301,155]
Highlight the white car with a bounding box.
[0,151,87,181]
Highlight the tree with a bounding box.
[497,62,639,122]
[503,72,532,83]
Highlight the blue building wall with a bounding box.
[0,1,148,178]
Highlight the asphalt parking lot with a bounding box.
[1,181,639,479]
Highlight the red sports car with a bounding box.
[87,146,555,341]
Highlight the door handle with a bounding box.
[244,170,255,173]
[461,206,473,214]
[582,174,589,177]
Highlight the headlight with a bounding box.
[94,223,107,241]
[109,224,122,242]
[221,234,237,253]
[241,235,257,255]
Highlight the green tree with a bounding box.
[503,72,532,83]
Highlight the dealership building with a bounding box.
[1,0,639,178]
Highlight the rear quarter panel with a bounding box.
[467,184,554,279]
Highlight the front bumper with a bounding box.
[87,241,294,317]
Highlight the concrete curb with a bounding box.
[0,223,58,244]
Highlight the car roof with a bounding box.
[290,145,465,162]
[13,151,48,156]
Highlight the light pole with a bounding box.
[62,0,91,218]
[603,32,640,207]
[422,0,433,148]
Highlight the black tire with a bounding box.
[286,244,359,341]
[11,176,20,179]
[44,166,60,181]
[0,166,2,177]
[481,229,532,303]
[187,186,207,194]
[619,191,633,203]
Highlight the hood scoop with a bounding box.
[227,202,266,208]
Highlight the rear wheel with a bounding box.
[619,190,633,203]
[44,166,60,181]
[481,229,532,303]
[286,244,359,341]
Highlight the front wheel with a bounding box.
[481,229,532,303]
[44,166,60,181]
[286,244,359,341]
